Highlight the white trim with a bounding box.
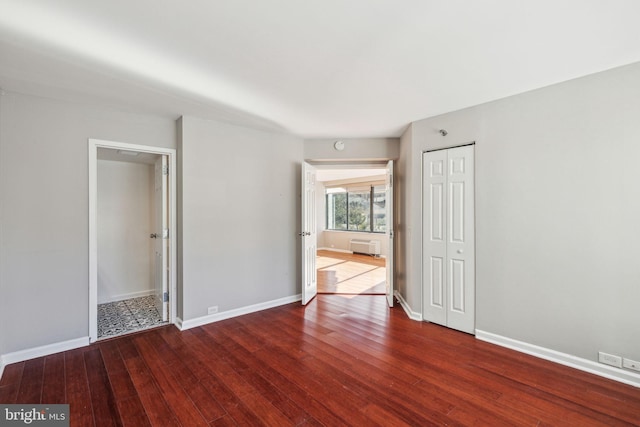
[0,359,4,380]
[318,247,353,254]
[394,291,422,321]
[1,337,89,369]
[175,317,184,330]
[179,294,302,331]
[98,289,156,305]
[318,246,387,259]
[89,139,178,343]
[476,330,640,389]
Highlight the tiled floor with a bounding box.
[98,295,166,339]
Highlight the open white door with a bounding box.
[154,155,169,321]
[385,160,394,307]
[301,162,317,305]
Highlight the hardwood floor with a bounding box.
[1,295,639,426]
[317,250,386,294]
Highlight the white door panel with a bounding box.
[385,160,394,307]
[423,150,448,327]
[423,145,475,334]
[301,162,317,305]
[154,156,169,322]
[430,256,444,308]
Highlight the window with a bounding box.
[372,185,386,232]
[326,185,386,233]
[326,188,347,230]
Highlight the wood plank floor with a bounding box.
[1,295,639,426]
[317,250,386,294]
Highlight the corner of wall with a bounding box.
[175,116,184,320]
[1,336,90,375]
[394,291,422,321]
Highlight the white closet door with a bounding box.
[423,150,448,326]
[423,146,475,334]
[445,145,475,334]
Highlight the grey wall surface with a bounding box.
[179,116,303,321]
[97,160,154,303]
[0,92,176,354]
[398,62,640,362]
[304,138,399,161]
[395,124,413,309]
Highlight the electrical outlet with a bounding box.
[598,352,622,368]
[208,305,218,315]
[623,358,640,372]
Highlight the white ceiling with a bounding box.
[316,168,386,182]
[1,0,640,138]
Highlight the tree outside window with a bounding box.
[326,185,385,233]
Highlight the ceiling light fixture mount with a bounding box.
[334,140,345,151]
[439,129,448,136]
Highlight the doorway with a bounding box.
[422,144,475,334]
[302,163,394,303]
[88,139,177,343]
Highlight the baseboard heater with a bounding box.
[350,239,381,256]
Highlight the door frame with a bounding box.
[88,139,177,343]
[306,160,395,304]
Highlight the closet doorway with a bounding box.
[88,139,177,343]
[422,144,475,334]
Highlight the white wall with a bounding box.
[395,124,413,306]
[321,231,388,257]
[304,138,399,161]
[179,116,303,321]
[315,180,326,248]
[0,91,176,355]
[398,62,640,364]
[97,160,154,303]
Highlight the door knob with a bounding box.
[457,249,463,254]
[150,233,158,239]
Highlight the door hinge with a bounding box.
[389,174,393,187]
[163,292,169,302]
[162,165,169,175]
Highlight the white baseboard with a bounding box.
[318,247,353,254]
[0,336,90,379]
[394,291,422,321]
[476,330,640,389]
[179,294,302,331]
[98,289,156,304]
[318,247,386,258]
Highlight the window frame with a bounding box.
[325,185,385,234]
